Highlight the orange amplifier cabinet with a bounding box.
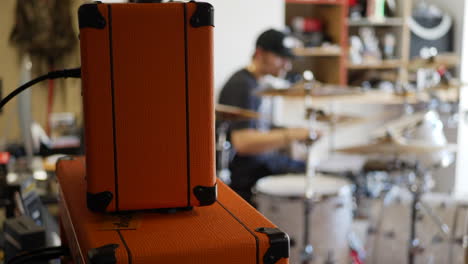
[57,157,290,264]
[78,1,216,212]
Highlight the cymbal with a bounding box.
[308,108,366,124]
[215,104,260,121]
[408,53,459,71]
[260,82,459,105]
[258,81,363,98]
[258,83,429,105]
[317,114,364,124]
[335,139,457,156]
[372,111,427,139]
[299,90,424,105]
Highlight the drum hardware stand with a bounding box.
[401,162,450,264]
[216,121,232,184]
[301,197,314,264]
[301,133,321,264]
[366,159,451,264]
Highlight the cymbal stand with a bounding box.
[408,171,422,264]
[301,71,320,264]
[216,121,232,184]
[301,115,318,264]
[404,162,450,264]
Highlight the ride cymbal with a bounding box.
[215,104,260,121]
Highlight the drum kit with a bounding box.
[255,72,360,264]
[216,54,464,263]
[216,73,359,263]
[333,107,460,263]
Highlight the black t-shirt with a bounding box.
[218,69,261,131]
[218,69,305,199]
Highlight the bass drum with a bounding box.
[255,174,353,264]
[367,190,468,264]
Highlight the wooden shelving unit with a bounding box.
[346,0,412,86]
[285,0,412,87]
[347,59,403,70]
[348,17,404,27]
[285,0,348,85]
[286,0,345,5]
[293,47,342,57]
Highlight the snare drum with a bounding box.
[255,174,353,264]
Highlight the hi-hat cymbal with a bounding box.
[306,107,366,124]
[215,104,260,121]
[408,53,459,71]
[317,114,365,124]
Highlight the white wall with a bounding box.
[455,1,468,196]
[205,0,285,99]
[455,82,468,196]
[413,0,466,194]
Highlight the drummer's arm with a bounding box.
[231,128,310,155]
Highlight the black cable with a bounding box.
[7,246,70,264]
[0,67,81,110]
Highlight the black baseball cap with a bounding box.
[256,29,295,58]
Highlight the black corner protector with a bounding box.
[87,191,113,212]
[193,183,217,206]
[255,227,290,264]
[78,3,106,29]
[189,2,214,28]
[88,244,119,264]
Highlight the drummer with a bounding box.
[218,29,314,206]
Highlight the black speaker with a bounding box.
[409,14,454,58]
[3,215,46,263]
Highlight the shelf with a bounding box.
[347,60,403,70]
[293,47,342,57]
[348,17,404,27]
[285,0,349,85]
[286,0,344,5]
[407,53,460,71]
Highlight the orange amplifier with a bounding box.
[78,1,216,212]
[57,157,290,264]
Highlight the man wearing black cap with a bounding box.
[218,29,311,206]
